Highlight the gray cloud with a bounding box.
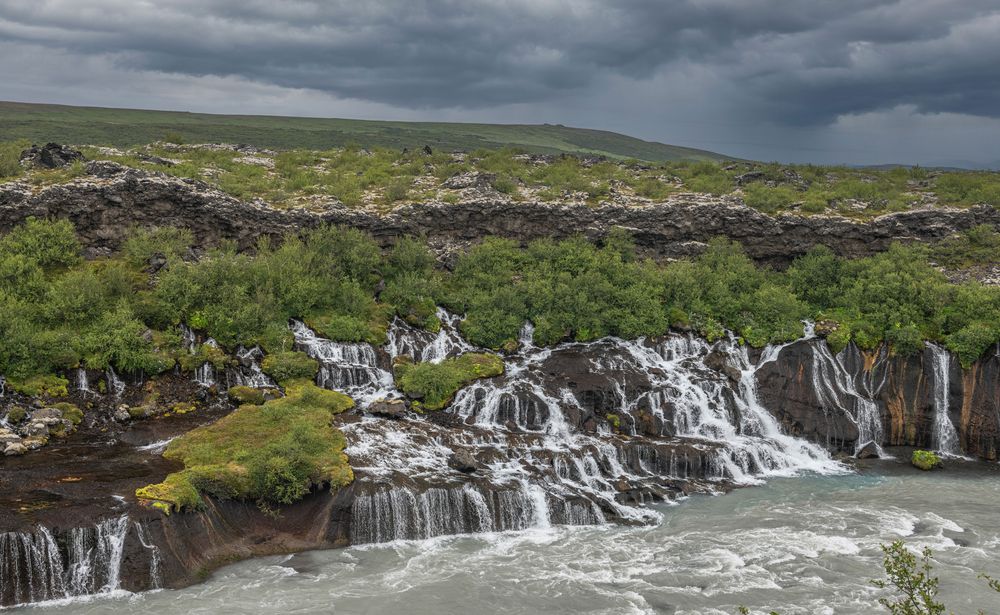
[1,1,999,164]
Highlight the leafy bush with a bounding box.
[394,353,504,411]
[262,351,318,384]
[0,217,81,269]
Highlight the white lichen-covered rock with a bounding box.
[3,442,27,456]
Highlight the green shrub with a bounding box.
[0,217,81,270]
[395,353,504,411]
[7,374,69,397]
[262,351,318,384]
[5,406,26,423]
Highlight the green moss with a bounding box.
[6,406,27,423]
[128,405,151,419]
[912,450,942,471]
[262,351,318,385]
[228,386,265,406]
[137,381,354,512]
[7,374,69,397]
[606,413,621,431]
[52,402,83,424]
[394,352,504,411]
[170,402,197,415]
[177,342,231,372]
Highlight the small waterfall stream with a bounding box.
[805,333,886,457]
[0,516,159,607]
[105,367,126,398]
[928,343,961,456]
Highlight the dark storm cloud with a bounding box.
[1,0,998,125]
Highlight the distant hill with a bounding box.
[0,101,728,162]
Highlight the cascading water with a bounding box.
[0,516,134,606]
[291,320,393,404]
[805,332,886,457]
[232,346,274,389]
[301,311,844,545]
[76,368,91,396]
[927,343,961,456]
[105,367,126,398]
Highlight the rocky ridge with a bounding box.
[2,161,998,268]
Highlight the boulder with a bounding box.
[704,350,743,383]
[447,448,480,473]
[3,442,27,456]
[368,399,408,419]
[24,421,49,437]
[113,405,132,422]
[856,442,880,459]
[19,143,85,169]
[0,428,22,445]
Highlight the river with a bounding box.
[14,459,1000,615]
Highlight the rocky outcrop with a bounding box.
[18,143,85,169]
[758,340,1000,459]
[1,162,997,265]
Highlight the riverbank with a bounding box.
[9,456,999,614]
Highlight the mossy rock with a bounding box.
[911,450,942,471]
[228,385,265,406]
[171,402,198,415]
[261,351,318,385]
[394,352,504,411]
[7,374,69,397]
[606,413,621,431]
[51,402,83,425]
[5,406,27,424]
[128,405,151,419]
[177,342,231,372]
[138,382,354,513]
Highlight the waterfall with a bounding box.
[132,522,161,590]
[76,369,91,396]
[313,310,843,548]
[0,516,133,606]
[233,346,274,389]
[291,320,393,405]
[927,343,961,456]
[806,339,886,457]
[105,367,126,398]
[384,308,476,364]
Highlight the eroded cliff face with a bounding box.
[758,340,1000,460]
[2,162,997,267]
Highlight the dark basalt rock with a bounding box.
[19,143,85,169]
[1,162,996,268]
[856,442,880,459]
[447,447,479,473]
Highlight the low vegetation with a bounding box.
[136,381,353,512]
[0,219,997,392]
[5,136,1000,217]
[394,353,505,411]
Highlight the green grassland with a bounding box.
[0,101,725,161]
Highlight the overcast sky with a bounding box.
[2,1,999,166]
